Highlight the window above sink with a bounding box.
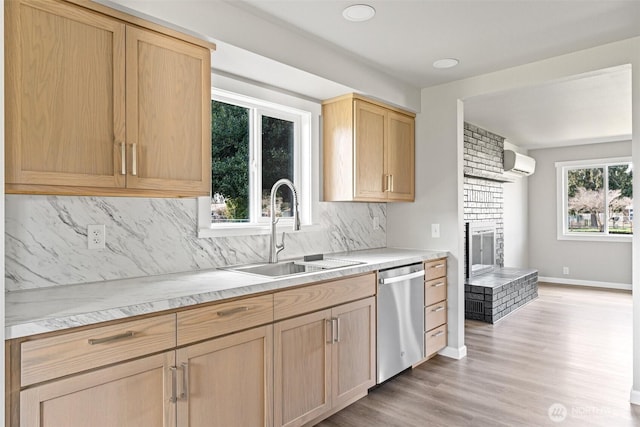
[197,80,320,239]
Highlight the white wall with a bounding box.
[502,141,529,268]
[388,37,640,375]
[527,140,632,287]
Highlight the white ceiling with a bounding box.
[233,0,640,149]
[106,0,638,148]
[236,0,639,149]
[464,65,633,150]
[239,0,640,88]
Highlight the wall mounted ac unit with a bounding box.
[503,150,535,176]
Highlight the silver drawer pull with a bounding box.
[119,141,126,175]
[217,306,249,317]
[169,366,178,403]
[432,264,445,269]
[179,362,188,400]
[131,143,138,176]
[431,282,445,288]
[326,319,334,344]
[88,330,135,345]
[431,331,445,338]
[432,306,445,312]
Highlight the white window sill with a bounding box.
[557,233,632,243]
[198,223,323,238]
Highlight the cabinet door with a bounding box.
[126,26,211,195]
[176,325,273,427]
[5,0,126,189]
[386,110,415,201]
[20,351,175,427]
[331,297,376,406]
[353,100,387,200]
[274,309,332,427]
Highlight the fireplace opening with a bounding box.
[466,222,496,278]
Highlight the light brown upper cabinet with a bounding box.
[5,0,214,197]
[322,94,415,202]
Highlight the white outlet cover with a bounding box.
[431,223,440,238]
[373,216,380,230]
[87,224,106,249]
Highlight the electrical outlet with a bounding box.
[563,266,569,275]
[88,224,106,249]
[431,224,440,238]
[373,216,380,230]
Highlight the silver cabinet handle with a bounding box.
[326,319,333,344]
[131,143,138,176]
[433,264,445,269]
[432,331,445,338]
[335,317,341,343]
[432,306,445,312]
[88,331,134,345]
[217,306,249,317]
[169,366,178,403]
[119,142,126,175]
[431,282,445,288]
[178,363,188,400]
[390,174,394,192]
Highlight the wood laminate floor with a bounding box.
[317,283,640,427]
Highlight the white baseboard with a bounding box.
[538,276,631,291]
[438,345,467,360]
[630,388,640,406]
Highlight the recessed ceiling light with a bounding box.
[433,58,459,69]
[343,4,376,22]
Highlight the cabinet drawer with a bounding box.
[425,302,447,331]
[21,314,176,386]
[177,294,273,346]
[425,324,447,358]
[424,258,447,281]
[425,277,447,305]
[274,273,376,321]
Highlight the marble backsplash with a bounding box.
[5,196,386,291]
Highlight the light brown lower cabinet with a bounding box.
[20,351,176,427]
[176,325,273,427]
[18,326,273,427]
[11,275,377,427]
[274,297,376,427]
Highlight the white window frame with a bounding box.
[556,157,632,242]
[198,88,313,237]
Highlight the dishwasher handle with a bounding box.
[379,270,425,285]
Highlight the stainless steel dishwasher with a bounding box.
[377,263,425,384]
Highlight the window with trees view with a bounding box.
[209,90,309,226]
[556,157,633,240]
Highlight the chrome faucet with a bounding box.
[269,178,301,263]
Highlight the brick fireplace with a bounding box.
[463,122,538,323]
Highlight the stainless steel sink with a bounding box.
[226,261,322,277]
[222,258,364,278]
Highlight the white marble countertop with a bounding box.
[5,247,447,339]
